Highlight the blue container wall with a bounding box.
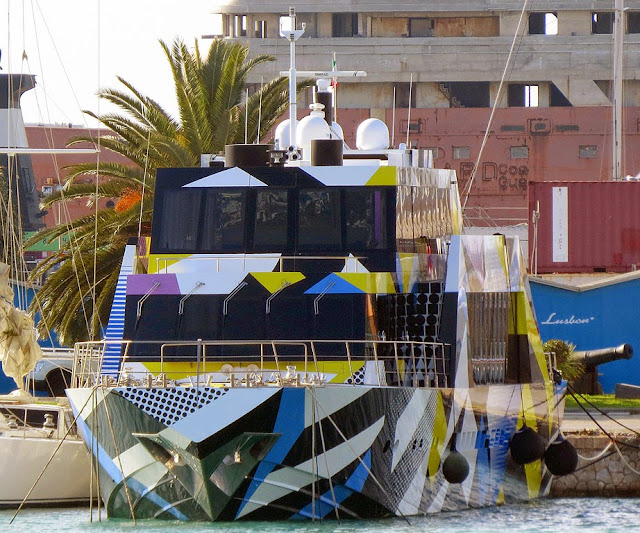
[530,278,640,394]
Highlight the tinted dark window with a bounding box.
[345,189,387,249]
[629,12,640,33]
[254,189,289,248]
[332,13,357,37]
[592,12,614,34]
[201,190,246,251]
[298,190,341,247]
[157,190,202,251]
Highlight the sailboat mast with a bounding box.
[613,0,624,180]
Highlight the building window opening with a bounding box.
[628,12,640,33]
[394,83,416,109]
[510,146,529,159]
[234,15,247,37]
[254,20,267,38]
[425,147,440,160]
[332,13,358,37]
[592,12,614,34]
[409,18,434,37]
[444,82,490,107]
[508,84,539,107]
[579,145,598,159]
[525,85,539,107]
[453,146,471,160]
[529,12,558,35]
[550,83,572,107]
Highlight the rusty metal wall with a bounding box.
[529,181,640,274]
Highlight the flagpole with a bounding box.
[332,52,338,124]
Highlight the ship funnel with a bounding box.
[225,144,273,167]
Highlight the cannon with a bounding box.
[573,343,633,368]
[571,343,633,394]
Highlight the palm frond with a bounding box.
[31,37,310,342]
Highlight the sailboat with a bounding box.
[0,72,94,508]
[0,260,92,507]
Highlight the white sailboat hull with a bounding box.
[0,429,93,507]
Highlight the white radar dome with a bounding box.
[356,118,390,151]
[296,105,331,156]
[275,119,298,150]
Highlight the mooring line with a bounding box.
[307,387,413,525]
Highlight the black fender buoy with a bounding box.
[442,450,470,484]
[544,435,578,476]
[509,425,547,465]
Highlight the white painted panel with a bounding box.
[552,187,568,263]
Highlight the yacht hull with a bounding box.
[67,382,564,521]
[0,432,92,508]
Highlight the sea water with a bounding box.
[1,499,637,533]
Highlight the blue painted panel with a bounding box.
[530,278,640,393]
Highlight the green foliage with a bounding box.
[543,339,585,381]
[565,394,640,410]
[27,38,313,344]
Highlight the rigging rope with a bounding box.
[461,0,531,213]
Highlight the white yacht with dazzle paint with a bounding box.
[65,9,576,522]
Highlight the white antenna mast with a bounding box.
[392,87,396,148]
[257,76,263,144]
[278,9,366,160]
[406,73,413,147]
[280,8,306,153]
[613,0,624,180]
[244,88,249,144]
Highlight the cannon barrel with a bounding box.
[573,343,633,368]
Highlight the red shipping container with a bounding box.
[528,181,640,274]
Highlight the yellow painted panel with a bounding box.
[518,384,543,498]
[147,254,193,274]
[251,272,306,294]
[524,461,542,499]
[428,392,447,485]
[337,273,396,294]
[508,293,529,335]
[524,293,550,383]
[398,254,416,293]
[142,360,367,384]
[366,166,397,186]
[494,235,509,279]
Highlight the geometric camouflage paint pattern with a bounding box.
[73,165,562,521]
[66,380,562,521]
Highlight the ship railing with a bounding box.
[71,339,450,389]
[154,255,366,274]
[544,351,557,382]
[0,403,69,440]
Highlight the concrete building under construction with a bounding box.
[211,1,640,225]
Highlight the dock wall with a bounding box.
[551,434,640,497]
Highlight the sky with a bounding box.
[1,0,224,127]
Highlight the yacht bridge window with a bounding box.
[152,185,392,255]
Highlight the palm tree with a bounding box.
[26,38,313,345]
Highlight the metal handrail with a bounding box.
[137,282,161,320]
[155,254,366,274]
[223,281,248,315]
[178,281,205,315]
[265,281,290,314]
[72,338,450,390]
